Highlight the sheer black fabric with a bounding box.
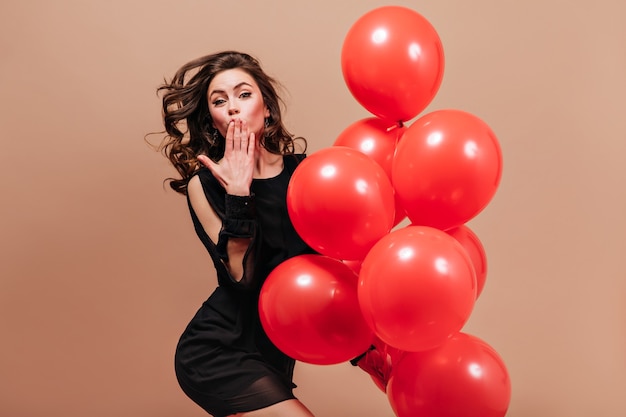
[176,373,296,417]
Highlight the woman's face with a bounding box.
[207,68,270,140]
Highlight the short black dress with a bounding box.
[174,154,315,417]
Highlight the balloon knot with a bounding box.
[386,121,404,132]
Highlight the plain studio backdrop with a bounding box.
[1,1,625,416]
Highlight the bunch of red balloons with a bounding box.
[259,5,511,417]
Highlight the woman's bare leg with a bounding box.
[230,399,315,417]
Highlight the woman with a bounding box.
[156,51,317,417]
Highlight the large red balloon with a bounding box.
[287,146,395,260]
[392,109,503,230]
[333,117,407,226]
[387,332,511,417]
[259,254,373,365]
[358,225,476,352]
[447,225,488,299]
[341,6,445,122]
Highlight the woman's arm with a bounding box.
[190,119,258,283]
[188,176,254,282]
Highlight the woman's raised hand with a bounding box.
[198,119,256,196]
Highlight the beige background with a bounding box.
[1,0,625,416]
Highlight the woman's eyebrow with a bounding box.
[209,82,253,97]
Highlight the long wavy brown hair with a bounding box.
[154,51,306,195]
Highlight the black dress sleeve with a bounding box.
[187,169,260,291]
[216,193,257,259]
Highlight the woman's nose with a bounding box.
[228,105,240,115]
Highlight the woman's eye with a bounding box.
[240,92,252,99]
[212,98,226,106]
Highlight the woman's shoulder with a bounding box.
[192,168,221,187]
[283,153,306,172]
[188,169,225,206]
[289,153,307,160]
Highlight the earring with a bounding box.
[212,128,219,143]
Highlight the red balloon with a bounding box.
[387,333,511,417]
[447,225,488,299]
[342,259,362,276]
[333,117,407,226]
[259,254,373,365]
[341,6,445,122]
[333,117,405,176]
[392,109,503,230]
[287,146,395,260]
[358,225,476,352]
